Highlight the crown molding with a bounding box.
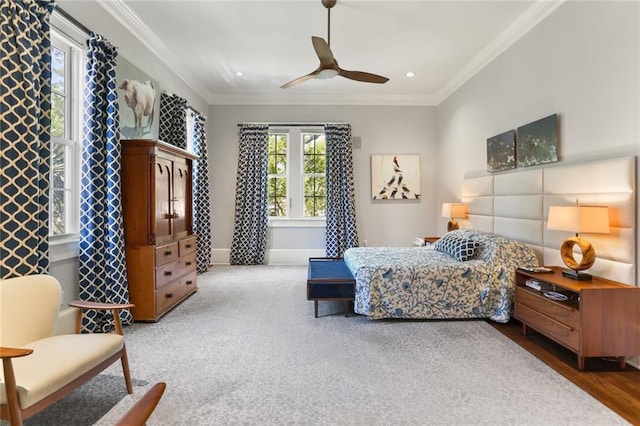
[96,0,216,103]
[434,0,565,105]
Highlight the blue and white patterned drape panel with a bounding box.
[324,123,359,257]
[229,124,269,265]
[79,33,132,332]
[193,112,211,273]
[159,93,187,149]
[0,0,55,279]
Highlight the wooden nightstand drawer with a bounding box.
[516,302,579,352]
[515,287,579,330]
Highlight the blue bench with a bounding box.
[307,257,355,318]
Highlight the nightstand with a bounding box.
[514,266,640,370]
[424,237,440,244]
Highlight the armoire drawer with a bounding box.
[180,251,197,272]
[155,259,180,288]
[155,271,198,315]
[179,236,197,255]
[155,242,179,266]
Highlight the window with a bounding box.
[50,21,84,238]
[267,128,326,220]
[302,133,326,217]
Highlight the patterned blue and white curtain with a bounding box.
[0,0,55,279]
[324,123,359,257]
[229,124,269,265]
[79,33,132,332]
[159,93,187,149]
[193,112,211,273]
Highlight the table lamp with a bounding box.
[547,200,610,281]
[442,203,466,232]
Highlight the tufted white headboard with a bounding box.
[462,156,637,285]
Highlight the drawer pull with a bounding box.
[165,292,173,299]
[164,250,173,256]
[186,244,192,248]
[186,280,194,285]
[185,261,192,266]
[164,271,173,277]
[172,212,179,219]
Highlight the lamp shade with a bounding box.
[547,205,610,234]
[442,203,466,219]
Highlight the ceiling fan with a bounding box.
[280,0,389,89]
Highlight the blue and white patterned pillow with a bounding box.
[434,234,480,261]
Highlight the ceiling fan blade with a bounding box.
[338,68,389,84]
[311,36,335,67]
[280,70,320,89]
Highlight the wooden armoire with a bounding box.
[121,139,198,321]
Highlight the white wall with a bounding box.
[436,1,640,282]
[208,105,437,264]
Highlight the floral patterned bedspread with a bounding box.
[343,230,538,322]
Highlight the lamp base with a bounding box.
[562,269,592,281]
[447,220,459,232]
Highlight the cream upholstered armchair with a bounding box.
[0,274,134,425]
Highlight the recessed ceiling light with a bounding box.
[405,71,415,78]
[235,71,244,77]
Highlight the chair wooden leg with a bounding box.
[2,358,24,426]
[121,345,133,394]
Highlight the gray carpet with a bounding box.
[23,265,628,425]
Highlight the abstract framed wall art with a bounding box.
[371,154,420,200]
[486,129,516,172]
[517,113,559,168]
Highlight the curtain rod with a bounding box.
[55,7,92,36]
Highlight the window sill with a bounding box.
[268,218,326,228]
[49,234,79,262]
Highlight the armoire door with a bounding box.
[154,157,173,244]
[172,160,190,239]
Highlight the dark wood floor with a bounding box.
[491,319,640,425]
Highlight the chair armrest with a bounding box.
[0,347,34,359]
[1,347,34,424]
[115,382,166,426]
[69,300,135,335]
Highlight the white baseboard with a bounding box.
[212,248,325,266]
[55,307,78,335]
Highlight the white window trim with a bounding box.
[267,127,326,227]
[49,12,87,260]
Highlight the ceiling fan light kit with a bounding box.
[281,0,389,89]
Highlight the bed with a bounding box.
[343,229,538,323]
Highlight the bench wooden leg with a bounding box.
[314,301,319,318]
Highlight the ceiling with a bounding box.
[64,1,564,105]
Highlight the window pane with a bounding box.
[51,46,65,93]
[268,133,288,217]
[51,93,65,137]
[51,190,65,235]
[303,134,326,174]
[51,143,65,189]
[303,176,326,217]
[268,177,287,216]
